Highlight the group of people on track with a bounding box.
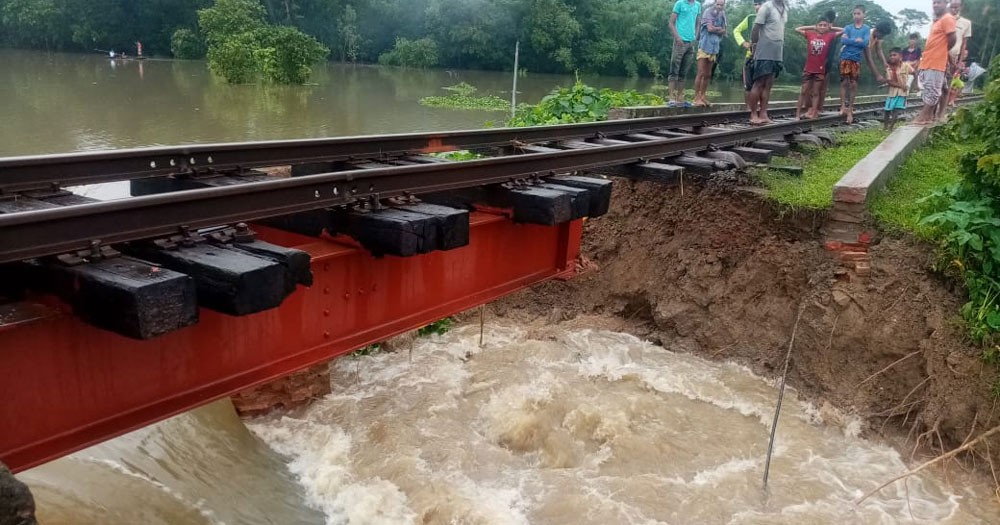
[667,0,978,128]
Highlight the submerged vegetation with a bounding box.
[508,81,662,127]
[419,82,508,111]
[198,0,328,84]
[377,37,438,68]
[442,82,478,96]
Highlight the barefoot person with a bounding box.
[795,13,843,119]
[838,5,870,124]
[938,0,972,120]
[913,0,957,126]
[883,48,913,131]
[668,0,702,107]
[732,0,762,110]
[748,0,787,125]
[694,0,727,107]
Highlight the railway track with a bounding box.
[0,99,977,339]
[0,101,905,262]
[0,102,874,193]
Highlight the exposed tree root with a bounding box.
[858,425,1000,505]
[857,350,921,388]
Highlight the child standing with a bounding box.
[839,5,871,124]
[795,14,843,119]
[883,48,913,131]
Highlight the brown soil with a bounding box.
[490,177,1000,470]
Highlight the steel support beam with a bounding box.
[0,212,582,472]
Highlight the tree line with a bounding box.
[1,0,997,82]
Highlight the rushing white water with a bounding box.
[20,400,324,524]
[22,323,1000,523]
[249,324,999,525]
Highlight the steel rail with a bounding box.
[0,109,873,264]
[0,99,911,193]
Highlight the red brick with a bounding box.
[855,261,871,276]
[824,240,844,251]
[838,251,870,262]
[231,363,331,416]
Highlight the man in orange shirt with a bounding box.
[913,0,957,125]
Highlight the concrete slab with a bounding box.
[824,122,932,274]
[832,124,930,205]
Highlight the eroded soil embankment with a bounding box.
[492,178,1000,464]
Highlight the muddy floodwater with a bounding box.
[0,49,881,157]
[21,324,1000,524]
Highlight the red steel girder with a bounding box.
[0,212,583,472]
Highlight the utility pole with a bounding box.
[511,40,520,120]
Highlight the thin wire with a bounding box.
[762,304,805,492]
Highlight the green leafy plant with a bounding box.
[507,81,662,127]
[917,59,1000,353]
[418,317,453,337]
[351,343,382,357]
[170,28,205,59]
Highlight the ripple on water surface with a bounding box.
[248,326,1000,524]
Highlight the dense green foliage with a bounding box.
[4,0,996,79]
[916,58,1000,351]
[170,27,205,58]
[378,37,438,68]
[198,0,328,84]
[508,82,662,126]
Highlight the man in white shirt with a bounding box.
[938,0,971,118]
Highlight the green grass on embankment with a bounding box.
[756,129,888,210]
[869,137,972,239]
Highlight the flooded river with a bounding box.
[0,49,876,157]
[21,325,1000,523]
